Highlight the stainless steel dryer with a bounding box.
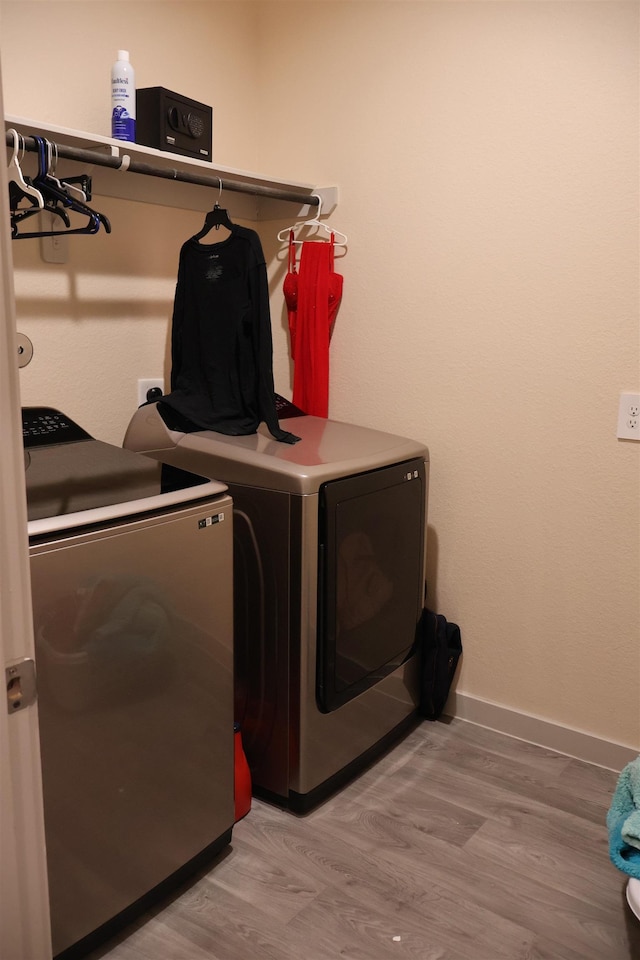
[124,398,429,812]
[23,407,234,958]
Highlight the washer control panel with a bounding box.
[22,407,92,448]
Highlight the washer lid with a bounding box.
[25,432,227,529]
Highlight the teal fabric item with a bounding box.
[607,756,640,879]
[623,759,640,851]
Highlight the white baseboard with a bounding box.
[444,692,639,772]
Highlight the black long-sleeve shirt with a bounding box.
[160,224,299,443]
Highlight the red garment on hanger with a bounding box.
[283,231,343,418]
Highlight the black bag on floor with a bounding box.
[417,608,462,720]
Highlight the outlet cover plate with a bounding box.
[137,378,164,407]
[617,392,640,441]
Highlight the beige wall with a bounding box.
[2,1,638,753]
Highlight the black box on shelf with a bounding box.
[136,87,212,160]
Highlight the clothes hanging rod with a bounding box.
[5,131,321,207]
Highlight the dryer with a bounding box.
[24,407,234,958]
[124,398,428,812]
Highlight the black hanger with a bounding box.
[61,174,92,202]
[11,201,70,238]
[193,179,234,241]
[12,209,101,240]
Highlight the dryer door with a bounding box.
[317,458,426,713]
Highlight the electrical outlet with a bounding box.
[137,378,164,407]
[39,211,69,264]
[617,392,640,441]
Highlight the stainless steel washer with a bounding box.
[24,407,234,958]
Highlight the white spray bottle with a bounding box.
[111,50,136,141]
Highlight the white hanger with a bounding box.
[277,194,347,246]
[46,140,87,202]
[6,129,44,208]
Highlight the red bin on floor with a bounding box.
[233,722,252,822]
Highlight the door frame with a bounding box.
[0,64,53,960]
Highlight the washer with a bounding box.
[23,407,234,958]
[124,397,429,812]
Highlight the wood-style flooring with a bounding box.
[86,718,640,960]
